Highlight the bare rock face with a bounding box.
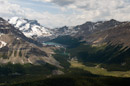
[84,22,130,47]
[0,17,61,67]
[74,19,122,38]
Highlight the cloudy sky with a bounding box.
[0,0,130,28]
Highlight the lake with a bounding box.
[43,42,62,46]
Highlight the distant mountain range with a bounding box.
[9,17,129,46]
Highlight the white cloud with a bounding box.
[0,0,92,28]
[1,0,130,28]
[34,0,130,23]
[0,0,70,27]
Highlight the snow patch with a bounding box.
[0,41,7,48]
[8,17,19,25]
[16,38,20,40]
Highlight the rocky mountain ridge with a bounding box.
[9,17,125,43]
[0,17,61,67]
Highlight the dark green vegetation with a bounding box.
[2,68,130,86]
[53,49,70,69]
[50,35,84,48]
[67,43,130,71]
[0,63,58,86]
[0,63,57,76]
[51,35,130,71]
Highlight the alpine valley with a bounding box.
[0,17,130,86]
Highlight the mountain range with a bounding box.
[0,16,130,76]
[7,17,130,68]
[8,17,129,45]
[1,16,130,85]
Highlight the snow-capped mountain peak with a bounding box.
[8,17,52,39]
